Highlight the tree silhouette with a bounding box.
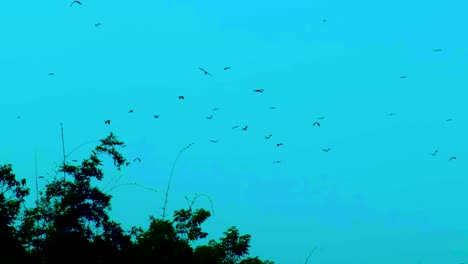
[0,132,274,264]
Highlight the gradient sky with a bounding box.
[1,0,468,263]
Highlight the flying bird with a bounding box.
[276,143,284,147]
[206,115,213,119]
[224,67,231,70]
[232,125,239,129]
[178,96,184,100]
[242,126,248,131]
[273,160,281,164]
[322,148,332,152]
[211,108,220,111]
[313,122,320,127]
[431,149,438,156]
[449,156,457,161]
[154,115,159,119]
[265,134,272,139]
[446,118,453,122]
[253,89,264,93]
[268,106,277,109]
[104,120,111,124]
[433,49,442,52]
[400,75,408,79]
[198,67,213,76]
[128,110,134,113]
[209,139,220,143]
[387,113,396,116]
[133,158,141,162]
[48,72,55,76]
[94,23,101,27]
[70,1,82,7]
[317,116,325,120]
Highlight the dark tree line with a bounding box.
[0,132,274,264]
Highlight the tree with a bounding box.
[0,164,29,264]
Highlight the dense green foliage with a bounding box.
[0,133,273,264]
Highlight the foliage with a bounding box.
[0,132,274,264]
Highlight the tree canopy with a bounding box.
[0,132,274,264]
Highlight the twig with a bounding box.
[304,246,318,264]
[162,142,195,219]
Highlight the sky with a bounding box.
[1,0,468,263]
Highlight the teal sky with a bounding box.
[1,0,468,263]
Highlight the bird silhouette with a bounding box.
[265,134,272,139]
[133,158,141,162]
[211,108,220,111]
[253,89,264,93]
[209,139,220,143]
[94,23,101,27]
[232,125,239,129]
[224,67,231,70]
[48,72,55,76]
[322,19,327,22]
[322,148,331,152]
[198,67,213,76]
[431,150,438,156]
[273,160,281,164]
[269,106,277,109]
[178,96,184,100]
[313,122,320,127]
[104,120,111,124]
[433,49,442,52]
[276,143,284,147]
[154,115,159,119]
[387,113,396,116]
[206,115,213,119]
[70,1,82,7]
[446,118,453,122]
[128,110,134,113]
[400,75,408,79]
[242,126,248,131]
[449,156,457,161]
[317,116,325,120]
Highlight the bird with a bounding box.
[206,115,213,119]
[21,179,26,186]
[430,150,438,156]
[322,19,327,22]
[128,110,134,113]
[72,159,78,162]
[317,116,325,120]
[178,96,184,100]
[313,122,320,127]
[211,108,220,111]
[209,139,220,143]
[104,120,111,124]
[322,148,332,152]
[48,72,55,76]
[133,158,141,162]
[198,67,213,76]
[242,126,248,131]
[154,115,159,119]
[268,106,277,109]
[253,89,264,93]
[276,143,284,147]
[70,1,82,7]
[224,67,231,71]
[94,23,101,27]
[449,156,457,161]
[400,75,408,79]
[265,134,272,139]
[387,113,396,116]
[273,160,281,164]
[446,118,453,122]
[232,125,239,129]
[433,49,442,52]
